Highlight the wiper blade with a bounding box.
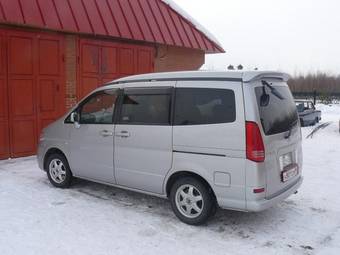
[284,119,298,139]
[261,80,285,100]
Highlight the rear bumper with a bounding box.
[246,176,303,212]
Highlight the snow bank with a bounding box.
[315,103,340,123]
[316,103,340,115]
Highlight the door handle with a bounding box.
[100,130,113,137]
[115,131,130,138]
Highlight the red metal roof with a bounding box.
[0,0,224,53]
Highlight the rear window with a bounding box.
[296,102,305,112]
[174,88,236,125]
[255,85,298,135]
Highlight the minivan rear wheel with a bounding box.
[46,153,72,188]
[170,177,215,225]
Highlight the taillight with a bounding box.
[246,121,265,162]
[253,188,265,194]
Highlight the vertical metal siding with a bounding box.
[129,0,154,42]
[37,0,62,29]
[53,0,78,31]
[67,0,93,34]
[148,0,174,45]
[158,3,181,46]
[20,0,44,27]
[107,0,133,39]
[82,0,107,36]
[192,28,206,50]
[1,0,24,24]
[138,0,164,44]
[182,21,199,49]
[118,0,144,41]
[95,0,120,37]
[168,10,191,48]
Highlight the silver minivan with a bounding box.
[37,71,303,225]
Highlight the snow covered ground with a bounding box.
[1,104,340,255]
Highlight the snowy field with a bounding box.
[1,104,340,255]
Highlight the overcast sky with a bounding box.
[172,0,340,75]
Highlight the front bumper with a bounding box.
[246,176,303,212]
[37,141,46,171]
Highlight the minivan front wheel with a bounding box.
[170,177,215,225]
[46,154,72,188]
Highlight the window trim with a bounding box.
[123,87,173,95]
[116,87,174,126]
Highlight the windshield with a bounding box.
[255,84,298,136]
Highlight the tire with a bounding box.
[312,118,317,126]
[300,119,304,127]
[46,153,73,188]
[210,201,218,217]
[316,117,319,124]
[170,177,215,225]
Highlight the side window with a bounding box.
[64,114,72,124]
[119,92,171,125]
[174,88,236,125]
[296,103,304,112]
[79,90,117,124]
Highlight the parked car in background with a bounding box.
[295,100,321,127]
[37,71,303,225]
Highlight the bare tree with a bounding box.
[288,72,340,93]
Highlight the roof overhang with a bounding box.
[0,0,224,54]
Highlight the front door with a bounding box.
[69,89,118,183]
[114,84,174,194]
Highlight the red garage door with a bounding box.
[0,31,9,159]
[79,39,154,99]
[0,29,65,159]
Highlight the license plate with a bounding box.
[279,152,293,170]
[281,164,299,182]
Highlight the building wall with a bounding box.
[65,35,77,109]
[0,27,207,159]
[0,27,66,158]
[154,45,205,72]
[64,40,205,110]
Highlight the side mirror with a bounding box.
[70,112,80,128]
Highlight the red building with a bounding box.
[0,0,224,159]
